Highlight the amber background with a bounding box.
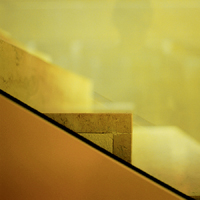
[1,0,200,142]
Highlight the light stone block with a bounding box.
[45,113,132,133]
[79,133,113,153]
[0,37,93,113]
[46,113,132,163]
[113,133,132,163]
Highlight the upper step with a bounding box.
[0,34,93,113]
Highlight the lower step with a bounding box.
[45,113,132,163]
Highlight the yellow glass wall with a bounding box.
[1,0,200,141]
[1,0,200,198]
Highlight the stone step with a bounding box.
[45,113,132,163]
[0,36,93,113]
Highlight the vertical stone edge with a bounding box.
[113,133,132,164]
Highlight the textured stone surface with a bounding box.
[45,113,132,133]
[46,113,132,163]
[79,133,113,153]
[0,37,93,113]
[113,133,132,163]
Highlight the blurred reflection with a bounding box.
[132,126,200,196]
[1,0,200,197]
[1,0,200,140]
[113,0,152,48]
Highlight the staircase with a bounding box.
[0,32,195,200]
